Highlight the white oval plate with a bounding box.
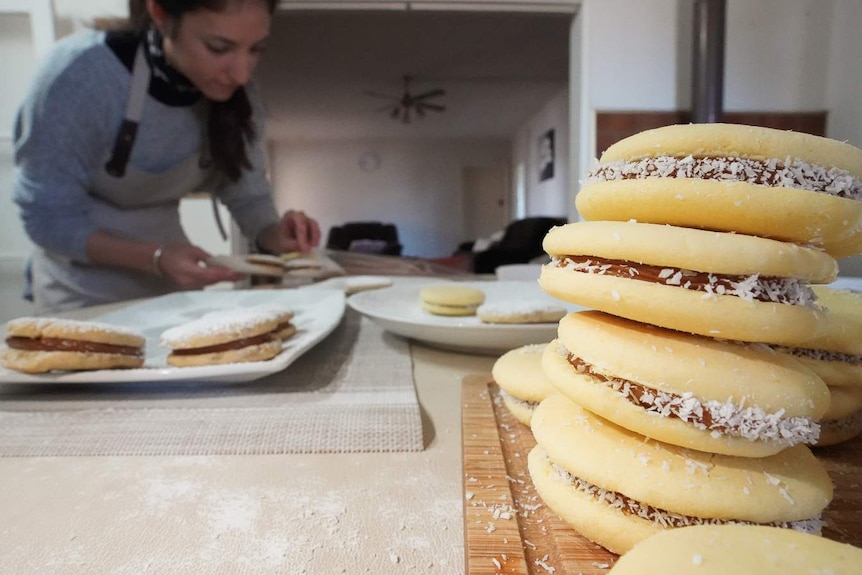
[348,279,585,355]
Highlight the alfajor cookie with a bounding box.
[539,221,837,345]
[816,385,862,446]
[248,306,297,342]
[206,254,286,278]
[607,524,862,575]
[528,393,833,555]
[160,308,284,367]
[773,287,862,389]
[577,123,862,257]
[491,343,558,426]
[542,311,830,457]
[2,317,145,374]
[419,284,485,316]
[477,300,566,324]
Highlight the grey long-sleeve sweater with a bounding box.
[12,30,279,262]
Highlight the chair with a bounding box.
[472,216,567,274]
[325,221,403,256]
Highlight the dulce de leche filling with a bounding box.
[564,350,820,446]
[551,256,819,308]
[170,333,279,356]
[775,345,862,365]
[587,155,862,201]
[6,336,143,357]
[542,450,822,534]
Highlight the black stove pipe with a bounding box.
[692,0,726,123]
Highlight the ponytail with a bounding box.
[209,89,256,181]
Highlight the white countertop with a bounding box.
[0,297,497,574]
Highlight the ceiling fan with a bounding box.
[365,75,446,124]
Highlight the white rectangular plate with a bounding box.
[0,289,345,384]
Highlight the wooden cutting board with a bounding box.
[461,376,862,575]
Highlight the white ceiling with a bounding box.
[256,9,573,140]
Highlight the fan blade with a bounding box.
[416,102,446,112]
[415,107,426,118]
[401,106,410,124]
[390,106,400,119]
[364,91,400,101]
[412,89,445,100]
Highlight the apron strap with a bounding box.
[105,44,150,178]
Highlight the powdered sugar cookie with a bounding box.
[243,306,297,342]
[160,308,284,367]
[478,300,566,324]
[2,317,145,374]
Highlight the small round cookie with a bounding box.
[608,524,862,575]
[579,123,862,257]
[419,284,485,316]
[492,343,558,426]
[542,311,830,457]
[477,300,566,324]
[2,317,145,374]
[540,221,837,345]
[528,393,833,555]
[160,308,284,367]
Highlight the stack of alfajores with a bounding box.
[527,123,862,554]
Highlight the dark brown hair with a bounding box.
[126,0,277,181]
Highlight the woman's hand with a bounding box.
[157,244,244,289]
[258,210,321,254]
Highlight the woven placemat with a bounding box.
[0,310,423,456]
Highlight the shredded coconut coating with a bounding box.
[546,454,823,534]
[552,256,821,308]
[561,345,821,446]
[587,155,862,201]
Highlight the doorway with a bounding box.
[462,165,510,243]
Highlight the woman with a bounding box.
[13,0,320,312]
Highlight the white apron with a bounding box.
[31,45,216,313]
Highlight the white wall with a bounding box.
[268,138,511,257]
[725,1,831,111]
[512,88,570,219]
[3,0,862,263]
[826,0,862,147]
[577,0,859,176]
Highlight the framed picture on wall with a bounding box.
[538,129,555,182]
